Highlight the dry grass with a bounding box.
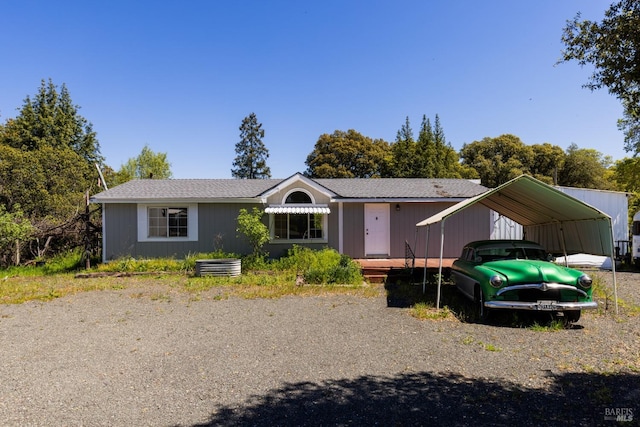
[0,272,381,305]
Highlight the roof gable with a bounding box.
[259,173,336,199]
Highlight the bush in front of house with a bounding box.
[79,246,363,286]
[275,246,363,285]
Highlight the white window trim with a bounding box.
[268,210,328,244]
[137,203,198,242]
[268,188,329,243]
[280,188,316,204]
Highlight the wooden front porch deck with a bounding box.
[355,258,455,282]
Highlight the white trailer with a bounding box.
[491,185,630,261]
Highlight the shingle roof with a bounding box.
[90,176,486,202]
[315,178,486,198]
[91,179,282,201]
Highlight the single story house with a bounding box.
[90,173,490,262]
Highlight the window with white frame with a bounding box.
[267,190,329,242]
[273,212,325,240]
[148,207,188,237]
[137,204,198,242]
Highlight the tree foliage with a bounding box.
[390,117,416,177]
[111,144,172,186]
[0,205,33,266]
[232,113,271,179]
[0,79,102,264]
[560,1,640,153]
[236,207,270,257]
[1,79,102,164]
[612,156,640,219]
[390,115,471,178]
[0,84,99,218]
[558,143,614,189]
[460,134,534,187]
[305,129,390,178]
[530,143,565,184]
[460,135,616,189]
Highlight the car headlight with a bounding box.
[578,274,593,288]
[489,275,503,288]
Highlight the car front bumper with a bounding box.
[485,300,598,311]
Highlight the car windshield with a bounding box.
[475,244,548,262]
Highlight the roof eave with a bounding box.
[90,197,266,204]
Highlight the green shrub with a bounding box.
[84,246,362,285]
[241,253,270,271]
[276,246,362,285]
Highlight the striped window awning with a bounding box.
[264,205,331,214]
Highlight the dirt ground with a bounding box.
[0,269,637,426]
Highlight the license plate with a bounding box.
[536,300,558,311]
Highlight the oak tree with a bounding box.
[459,134,534,187]
[305,129,391,178]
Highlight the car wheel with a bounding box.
[564,310,581,323]
[475,285,491,323]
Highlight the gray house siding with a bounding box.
[375,202,491,259]
[103,201,492,261]
[411,203,491,258]
[326,201,341,252]
[341,203,365,258]
[199,203,259,255]
[93,176,490,261]
[103,202,259,260]
[103,204,138,260]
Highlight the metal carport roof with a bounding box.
[415,175,617,312]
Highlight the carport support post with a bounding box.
[422,225,430,294]
[559,225,569,266]
[436,220,446,310]
[607,221,619,315]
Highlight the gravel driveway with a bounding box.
[0,272,638,426]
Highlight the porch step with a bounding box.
[364,274,387,283]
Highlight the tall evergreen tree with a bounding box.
[0,79,100,217]
[232,113,271,179]
[2,79,103,165]
[0,79,102,262]
[431,114,463,178]
[391,116,417,177]
[396,114,465,178]
[416,115,436,177]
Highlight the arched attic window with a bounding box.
[265,189,330,241]
[286,191,312,204]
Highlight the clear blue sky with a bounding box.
[0,0,625,179]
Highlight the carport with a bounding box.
[416,175,618,313]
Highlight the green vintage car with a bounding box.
[451,240,598,323]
